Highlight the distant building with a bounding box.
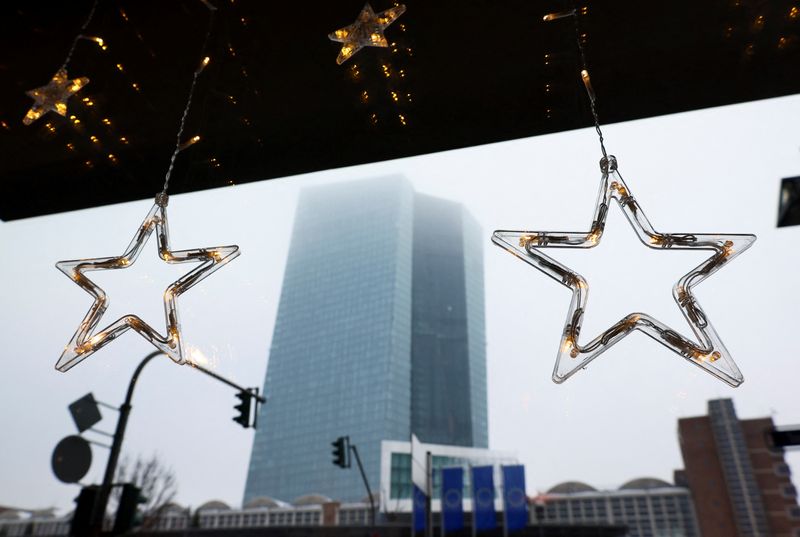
[0,509,69,537]
[379,439,517,513]
[535,478,700,537]
[244,177,488,503]
[0,496,628,537]
[678,398,800,537]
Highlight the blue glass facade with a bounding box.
[243,176,486,503]
[411,194,487,447]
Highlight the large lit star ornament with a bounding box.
[55,195,240,372]
[328,3,406,65]
[492,156,756,387]
[23,69,89,126]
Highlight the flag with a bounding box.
[471,465,496,532]
[413,484,427,533]
[501,465,528,532]
[441,467,464,533]
[411,434,426,492]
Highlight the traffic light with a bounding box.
[233,390,253,428]
[113,483,147,534]
[70,485,99,536]
[332,436,350,468]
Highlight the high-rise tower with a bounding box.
[243,176,487,503]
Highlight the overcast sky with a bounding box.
[1,94,799,513]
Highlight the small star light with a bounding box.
[23,69,89,125]
[55,195,240,372]
[492,156,756,387]
[328,3,406,65]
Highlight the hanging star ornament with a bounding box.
[492,156,756,387]
[55,195,240,372]
[22,69,89,126]
[328,2,406,65]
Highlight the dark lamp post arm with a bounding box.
[349,444,376,527]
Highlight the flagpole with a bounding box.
[440,465,446,537]
[470,465,476,537]
[426,451,433,537]
[501,466,508,537]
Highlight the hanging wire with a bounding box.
[59,0,101,72]
[549,3,608,160]
[159,2,217,200]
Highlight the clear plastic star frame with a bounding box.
[55,197,240,372]
[492,156,755,387]
[328,2,406,65]
[23,69,89,126]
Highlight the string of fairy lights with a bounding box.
[25,0,419,374]
[11,1,798,177]
[54,0,241,373]
[14,0,423,194]
[22,0,99,126]
[328,2,413,128]
[491,3,757,387]
[17,1,266,189]
[540,5,590,124]
[24,2,190,173]
[217,1,268,184]
[17,0,419,204]
[722,1,799,59]
[10,2,766,385]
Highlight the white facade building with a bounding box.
[535,478,701,537]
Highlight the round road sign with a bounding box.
[52,435,92,484]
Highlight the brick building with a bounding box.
[678,399,800,537]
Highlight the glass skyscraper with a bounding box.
[243,176,487,503]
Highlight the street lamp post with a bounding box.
[86,351,265,536]
[89,350,162,535]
